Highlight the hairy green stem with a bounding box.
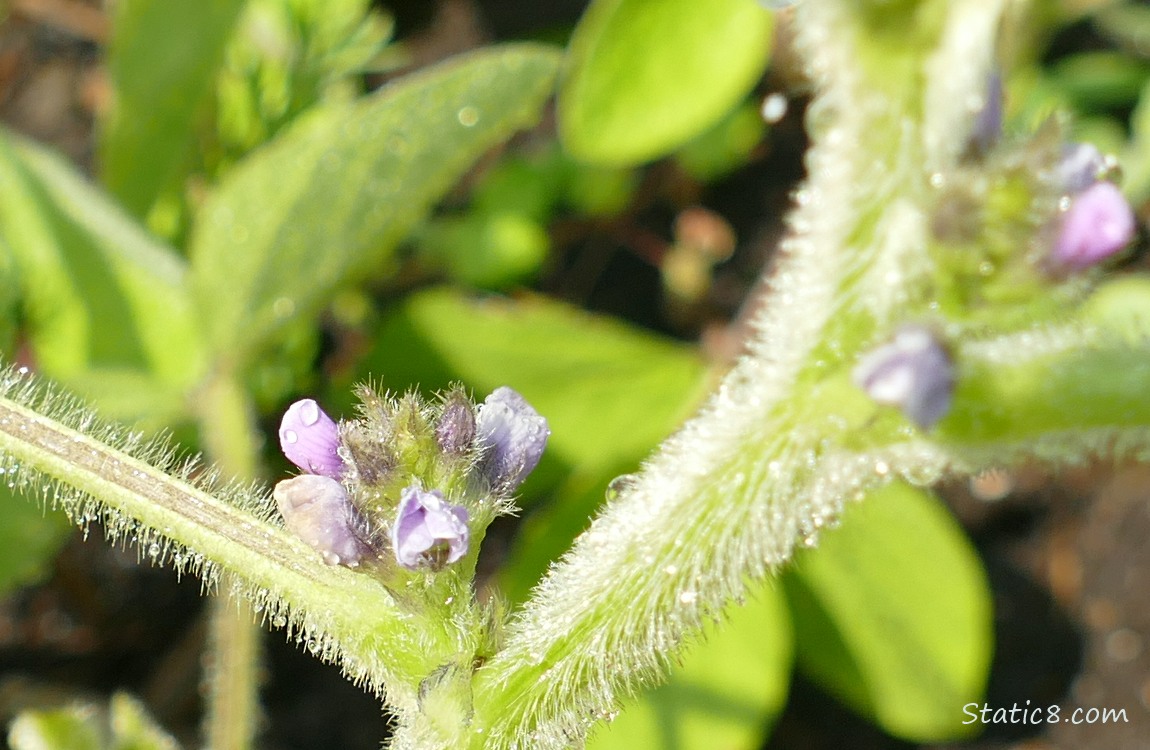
[0,382,442,710]
[459,2,1009,748]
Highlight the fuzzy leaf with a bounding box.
[189,45,562,364]
[100,0,248,218]
[586,583,792,750]
[558,0,773,165]
[0,129,203,421]
[784,482,992,741]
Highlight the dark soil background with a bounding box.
[1,1,1148,749]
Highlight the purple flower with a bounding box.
[280,399,345,479]
[274,475,370,566]
[1053,181,1136,270]
[853,326,954,429]
[391,486,470,570]
[1057,142,1108,195]
[475,387,549,491]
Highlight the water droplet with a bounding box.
[679,590,698,605]
[272,297,296,319]
[282,429,298,445]
[605,473,638,501]
[874,460,890,476]
[761,92,787,123]
[902,463,941,486]
[272,615,287,628]
[800,531,820,548]
[147,543,161,558]
[299,400,320,426]
[664,564,680,576]
[457,106,480,127]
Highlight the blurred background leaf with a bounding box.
[189,44,562,367]
[783,482,993,741]
[0,129,202,424]
[8,693,180,750]
[586,583,793,750]
[558,0,773,165]
[100,0,248,223]
[0,486,71,597]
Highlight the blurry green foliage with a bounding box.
[0,485,71,597]
[587,583,793,750]
[785,482,993,741]
[189,45,561,367]
[558,0,774,165]
[8,693,180,750]
[101,0,249,222]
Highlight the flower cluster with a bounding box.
[273,387,549,572]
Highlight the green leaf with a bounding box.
[351,287,708,484]
[1050,51,1150,111]
[558,0,773,166]
[0,129,204,421]
[784,482,992,741]
[0,484,71,595]
[587,583,792,750]
[108,693,181,750]
[9,707,103,750]
[8,693,181,750]
[189,44,562,365]
[101,0,248,219]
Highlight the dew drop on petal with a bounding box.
[282,429,298,445]
[299,400,320,426]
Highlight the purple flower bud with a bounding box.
[1052,181,1136,270]
[274,475,370,566]
[853,326,954,429]
[1057,142,1108,194]
[475,387,549,491]
[279,399,344,479]
[436,395,476,455]
[969,71,1003,154]
[391,486,470,570]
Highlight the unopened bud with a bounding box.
[1052,181,1135,270]
[853,326,954,429]
[274,475,370,566]
[279,399,345,479]
[475,387,549,491]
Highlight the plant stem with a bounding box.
[0,374,442,708]
[196,373,264,750]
